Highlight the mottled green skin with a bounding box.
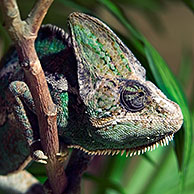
[0,13,183,175]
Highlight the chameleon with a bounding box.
[0,12,183,175]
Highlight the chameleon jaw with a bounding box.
[67,133,174,157]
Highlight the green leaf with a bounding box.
[98,0,143,41]
[57,0,92,13]
[178,49,193,88]
[84,172,126,194]
[94,156,129,194]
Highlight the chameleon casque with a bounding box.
[0,12,183,175]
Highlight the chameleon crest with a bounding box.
[0,12,183,175]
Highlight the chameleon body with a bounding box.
[0,12,183,175]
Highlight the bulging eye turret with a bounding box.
[120,80,151,112]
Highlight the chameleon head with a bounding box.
[68,12,183,156]
[86,77,183,155]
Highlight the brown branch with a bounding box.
[27,0,53,34]
[65,150,93,194]
[0,0,67,193]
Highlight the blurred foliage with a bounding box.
[0,0,193,194]
[182,0,194,12]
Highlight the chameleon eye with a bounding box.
[120,80,150,112]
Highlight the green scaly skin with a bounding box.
[0,13,183,175]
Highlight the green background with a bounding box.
[0,0,193,193]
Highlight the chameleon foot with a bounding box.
[30,140,48,164]
[55,142,69,163]
[32,150,68,164]
[32,150,48,164]
[30,140,68,164]
[56,152,69,163]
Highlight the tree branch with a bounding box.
[0,0,67,193]
[27,0,54,34]
[65,150,93,194]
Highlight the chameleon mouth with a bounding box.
[67,133,174,157]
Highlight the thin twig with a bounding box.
[0,0,67,193]
[27,0,53,34]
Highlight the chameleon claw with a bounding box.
[56,152,68,163]
[36,159,48,165]
[32,150,48,164]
